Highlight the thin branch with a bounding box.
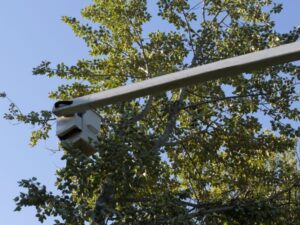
[4,94,23,115]
[202,4,207,23]
[183,93,265,110]
[152,88,187,152]
[132,96,153,123]
[126,16,152,79]
[77,72,147,80]
[218,13,229,26]
[182,10,197,57]
[174,137,204,203]
[211,9,226,22]
[187,1,204,13]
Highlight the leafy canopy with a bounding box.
[2,0,300,224]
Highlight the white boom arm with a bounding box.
[53,42,300,116]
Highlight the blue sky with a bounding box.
[0,1,299,225]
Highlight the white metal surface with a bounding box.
[56,113,82,138]
[56,110,101,154]
[53,42,300,116]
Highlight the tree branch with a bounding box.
[183,93,266,110]
[132,96,153,123]
[152,88,187,152]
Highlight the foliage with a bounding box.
[0,92,54,146]
[4,0,300,224]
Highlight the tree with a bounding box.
[2,0,300,224]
